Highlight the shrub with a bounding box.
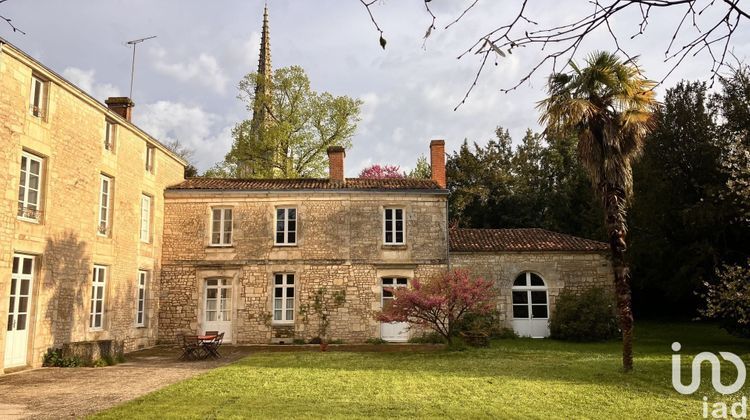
[376,269,498,344]
[550,288,618,342]
[456,310,505,337]
[42,348,83,367]
[365,337,388,345]
[699,259,750,338]
[408,332,445,344]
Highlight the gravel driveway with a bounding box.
[0,346,253,419]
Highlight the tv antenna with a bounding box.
[126,35,156,99]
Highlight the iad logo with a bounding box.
[671,341,746,395]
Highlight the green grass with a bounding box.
[94,322,749,419]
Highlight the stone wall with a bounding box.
[159,191,449,344]
[0,44,185,370]
[450,252,614,327]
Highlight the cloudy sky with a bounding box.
[1,1,747,175]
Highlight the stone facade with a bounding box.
[450,251,614,328]
[0,41,185,371]
[159,190,449,344]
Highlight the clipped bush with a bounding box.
[408,332,445,344]
[550,287,618,342]
[365,337,388,345]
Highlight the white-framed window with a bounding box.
[17,151,44,221]
[210,208,233,246]
[381,277,408,309]
[275,207,297,245]
[145,145,155,173]
[98,175,112,236]
[135,270,148,327]
[29,75,46,118]
[140,194,151,243]
[512,272,549,320]
[383,208,405,245]
[90,265,107,330]
[273,273,295,323]
[104,120,116,151]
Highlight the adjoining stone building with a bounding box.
[0,38,186,371]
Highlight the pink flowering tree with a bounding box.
[358,164,404,179]
[376,269,498,344]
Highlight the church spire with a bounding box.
[257,3,272,85]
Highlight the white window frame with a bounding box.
[272,273,295,324]
[145,145,155,173]
[140,194,151,243]
[210,207,233,246]
[29,75,46,118]
[17,151,44,222]
[274,207,297,246]
[104,120,116,151]
[135,270,148,327]
[511,272,549,320]
[383,207,405,245]
[90,265,107,330]
[98,175,112,236]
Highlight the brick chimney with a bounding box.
[105,97,134,122]
[430,139,446,188]
[327,146,346,184]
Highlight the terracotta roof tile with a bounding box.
[450,228,608,253]
[167,177,445,192]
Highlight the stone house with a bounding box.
[0,38,186,371]
[0,25,614,373]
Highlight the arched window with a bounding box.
[511,272,548,319]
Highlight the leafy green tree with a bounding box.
[407,155,431,179]
[216,66,362,178]
[629,81,727,314]
[538,51,658,371]
[447,129,514,228]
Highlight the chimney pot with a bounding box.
[105,97,135,122]
[327,146,346,184]
[430,139,446,188]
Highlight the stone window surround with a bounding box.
[140,193,152,243]
[381,205,408,247]
[273,205,298,246]
[89,265,108,331]
[17,149,46,224]
[104,119,116,152]
[135,270,148,328]
[145,144,156,174]
[194,267,240,336]
[97,174,113,237]
[29,73,48,120]
[208,206,234,247]
[272,273,295,324]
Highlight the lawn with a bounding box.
[95,322,749,419]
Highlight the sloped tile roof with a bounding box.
[167,177,445,192]
[450,228,609,252]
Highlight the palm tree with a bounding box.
[537,51,658,372]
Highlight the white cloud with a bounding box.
[133,101,233,172]
[149,46,229,94]
[61,67,121,102]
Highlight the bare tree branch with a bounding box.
[357,0,749,108]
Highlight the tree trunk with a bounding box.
[602,183,634,372]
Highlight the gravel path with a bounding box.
[0,346,253,419]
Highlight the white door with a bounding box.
[203,278,232,342]
[381,277,409,342]
[511,272,550,338]
[5,254,35,368]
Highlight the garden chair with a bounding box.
[203,332,224,359]
[179,335,204,360]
